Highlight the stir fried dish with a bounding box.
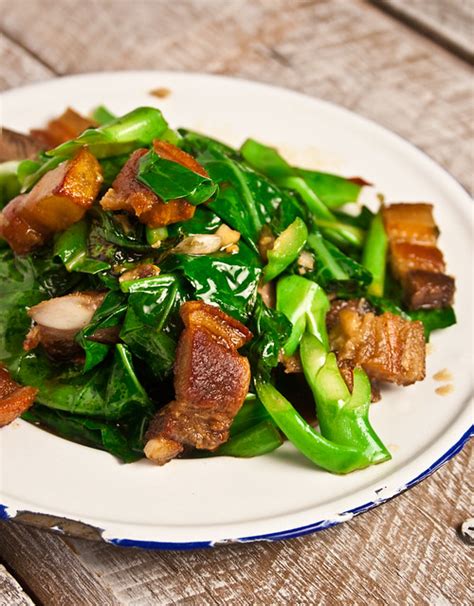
[0,106,456,472]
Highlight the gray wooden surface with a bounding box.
[0,1,473,604]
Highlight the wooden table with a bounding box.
[0,1,472,604]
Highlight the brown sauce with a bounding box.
[149,87,171,98]
[433,368,452,382]
[435,384,454,396]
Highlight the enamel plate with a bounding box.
[0,72,472,548]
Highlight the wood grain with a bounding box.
[373,0,474,63]
[0,0,472,604]
[0,565,34,606]
[1,0,473,193]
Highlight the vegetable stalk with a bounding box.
[362,212,388,297]
[263,217,308,283]
[241,139,364,248]
[255,380,370,473]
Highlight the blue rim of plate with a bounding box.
[0,72,472,550]
[1,426,471,550]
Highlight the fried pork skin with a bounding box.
[30,108,96,148]
[144,301,253,465]
[24,292,106,360]
[382,203,455,310]
[0,148,103,254]
[100,140,209,227]
[0,365,37,427]
[330,308,425,386]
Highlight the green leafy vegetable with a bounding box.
[263,217,308,283]
[276,275,330,355]
[47,107,169,159]
[120,275,185,380]
[307,231,372,295]
[241,138,365,247]
[77,291,128,372]
[13,345,151,420]
[54,220,111,274]
[137,150,217,204]
[362,212,388,297]
[0,161,21,208]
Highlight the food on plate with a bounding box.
[0,105,456,472]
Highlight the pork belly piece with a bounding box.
[404,270,456,310]
[389,242,445,280]
[30,108,96,148]
[383,203,455,310]
[383,203,438,245]
[329,307,425,386]
[0,365,37,427]
[24,292,106,360]
[100,140,209,227]
[0,148,103,254]
[0,128,45,162]
[144,301,253,465]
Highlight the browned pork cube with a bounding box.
[0,365,37,427]
[0,148,103,254]
[144,301,253,465]
[404,270,456,310]
[330,309,426,386]
[101,140,209,227]
[383,203,438,245]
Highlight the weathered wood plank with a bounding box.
[1,0,472,191]
[373,0,474,63]
[0,565,35,606]
[0,523,119,606]
[0,34,55,91]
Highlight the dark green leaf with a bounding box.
[77,291,128,372]
[120,276,185,380]
[163,243,261,322]
[13,345,151,420]
[137,150,217,205]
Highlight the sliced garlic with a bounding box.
[173,234,222,255]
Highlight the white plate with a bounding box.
[0,72,472,549]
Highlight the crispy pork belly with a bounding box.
[329,307,425,386]
[383,203,438,245]
[0,128,45,162]
[0,148,103,254]
[100,140,209,227]
[404,270,455,310]
[383,203,454,310]
[30,108,96,148]
[0,365,37,427]
[389,242,445,280]
[24,292,106,360]
[144,301,252,465]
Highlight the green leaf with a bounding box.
[120,276,185,380]
[77,291,128,372]
[47,107,169,159]
[296,169,365,209]
[54,220,111,274]
[91,105,117,125]
[307,231,372,295]
[164,242,262,322]
[137,150,217,204]
[0,161,21,208]
[13,345,151,420]
[246,296,292,375]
